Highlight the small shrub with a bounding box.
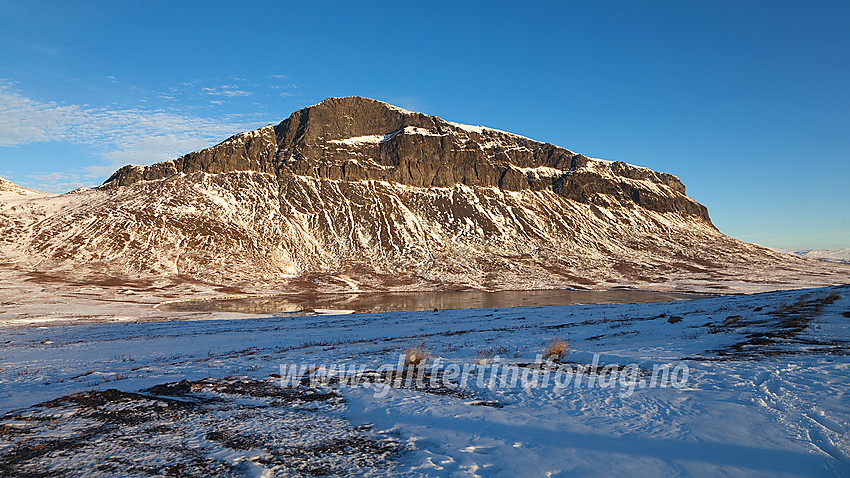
[822,292,840,305]
[776,296,810,315]
[473,347,509,364]
[543,339,570,362]
[404,343,432,368]
[0,424,27,437]
[13,368,41,377]
[475,348,494,365]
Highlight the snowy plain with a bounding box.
[1,285,849,476]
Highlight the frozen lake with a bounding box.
[157,289,708,315]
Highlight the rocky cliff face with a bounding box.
[105,97,710,220]
[1,97,848,294]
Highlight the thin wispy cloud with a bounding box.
[23,171,88,193]
[0,83,266,191]
[201,85,252,97]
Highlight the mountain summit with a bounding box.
[1,97,848,293]
[106,97,709,221]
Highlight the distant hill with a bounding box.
[0,176,45,199]
[776,249,850,265]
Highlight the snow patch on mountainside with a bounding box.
[445,120,530,140]
[403,126,445,137]
[512,165,568,178]
[328,134,389,145]
[219,124,275,146]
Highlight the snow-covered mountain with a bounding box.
[0,176,45,199]
[792,249,850,265]
[1,97,848,294]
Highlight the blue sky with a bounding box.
[0,1,848,250]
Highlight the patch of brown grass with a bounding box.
[475,348,494,365]
[543,338,570,362]
[776,291,841,317]
[404,343,432,368]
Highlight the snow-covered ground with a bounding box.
[2,285,849,476]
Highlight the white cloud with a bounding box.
[100,135,214,167]
[0,84,265,186]
[0,90,75,146]
[201,85,252,97]
[23,171,87,193]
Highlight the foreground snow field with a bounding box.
[1,285,849,476]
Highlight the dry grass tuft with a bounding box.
[776,291,841,317]
[822,291,841,305]
[404,342,432,368]
[475,348,495,365]
[544,338,570,362]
